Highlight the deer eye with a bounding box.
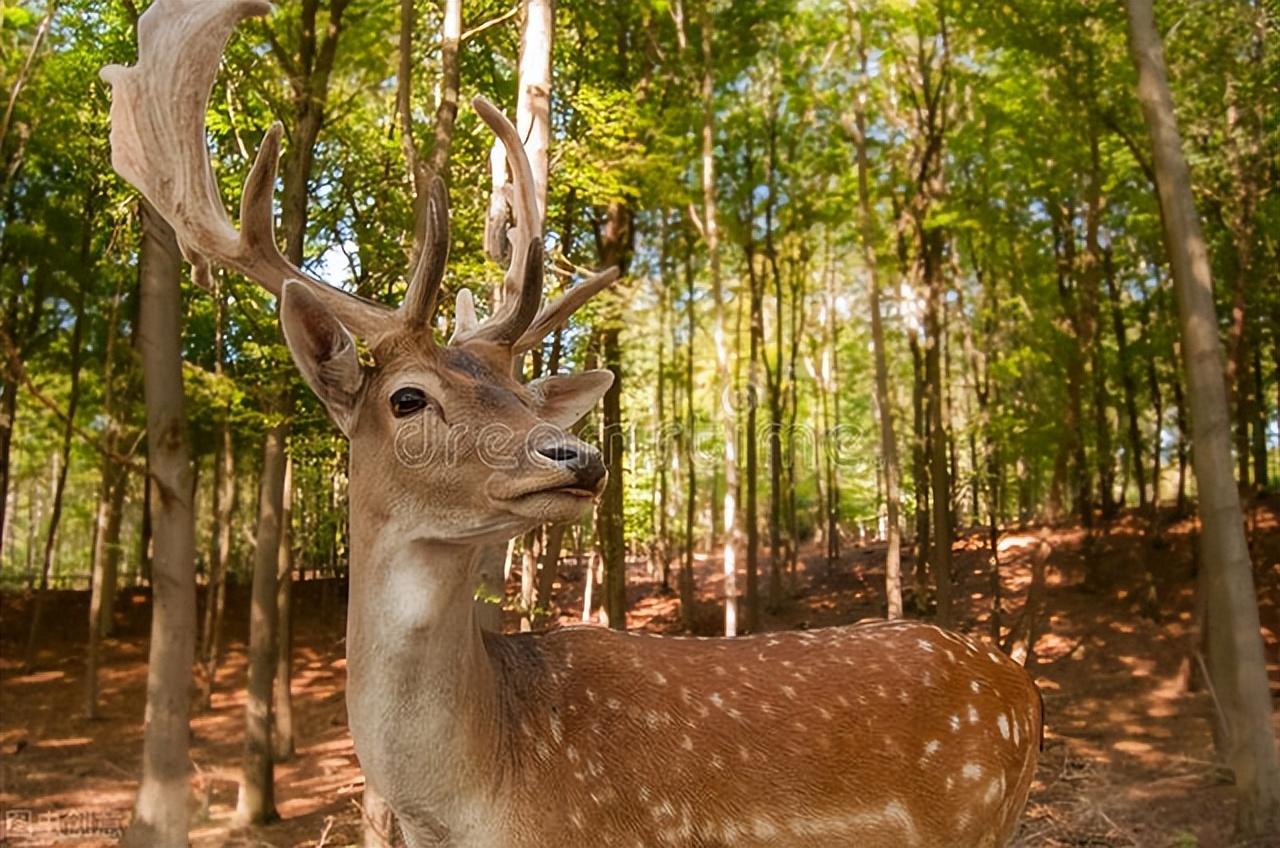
[390,387,432,417]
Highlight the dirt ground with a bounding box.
[2,504,1278,847]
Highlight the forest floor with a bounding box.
[1,504,1278,847]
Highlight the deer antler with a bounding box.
[400,176,451,329]
[99,0,392,338]
[457,98,623,353]
[102,1,620,351]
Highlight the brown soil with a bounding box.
[1,503,1277,847]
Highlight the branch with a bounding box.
[1,329,145,474]
[461,4,520,44]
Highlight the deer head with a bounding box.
[101,0,621,546]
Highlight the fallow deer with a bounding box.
[102,2,1043,845]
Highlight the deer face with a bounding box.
[280,284,612,545]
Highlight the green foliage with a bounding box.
[2,0,1276,593]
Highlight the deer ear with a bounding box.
[280,280,363,434]
[527,370,614,429]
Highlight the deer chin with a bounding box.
[486,476,601,523]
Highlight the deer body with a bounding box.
[101,3,1042,844]
[351,525,1040,848]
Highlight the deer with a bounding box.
[101,2,1042,845]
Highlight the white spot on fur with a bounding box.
[970,680,981,693]
[968,704,980,724]
[998,713,1010,740]
[917,639,934,653]
[652,670,667,686]
[924,739,941,757]
[949,714,961,732]
[963,762,983,781]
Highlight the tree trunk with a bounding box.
[700,3,738,637]
[1105,247,1148,509]
[201,285,235,709]
[681,236,698,631]
[598,198,633,626]
[273,453,295,761]
[234,418,287,825]
[851,32,902,618]
[1125,0,1280,833]
[910,335,930,606]
[85,455,127,717]
[122,201,197,848]
[24,287,86,668]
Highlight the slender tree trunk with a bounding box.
[234,417,287,825]
[86,272,127,714]
[202,435,234,702]
[273,453,295,761]
[699,3,738,637]
[745,244,762,632]
[851,34,902,617]
[923,234,952,625]
[122,201,197,848]
[681,237,697,631]
[1126,0,1280,832]
[910,335,930,605]
[598,202,631,629]
[1105,247,1148,509]
[24,288,86,668]
[200,283,235,708]
[1250,347,1268,489]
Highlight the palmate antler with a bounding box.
[101,0,618,353]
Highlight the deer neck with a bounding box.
[345,523,504,838]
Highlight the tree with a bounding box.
[1125,0,1280,834]
[121,201,197,848]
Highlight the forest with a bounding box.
[1,0,1277,845]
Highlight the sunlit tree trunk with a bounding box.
[698,1,738,637]
[122,200,196,848]
[1126,0,1280,833]
[850,18,902,618]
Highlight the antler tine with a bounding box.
[400,176,451,329]
[100,0,392,338]
[512,266,622,354]
[459,96,544,346]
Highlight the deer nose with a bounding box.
[537,444,579,463]
[536,440,607,491]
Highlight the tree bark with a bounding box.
[851,23,902,618]
[700,2,738,637]
[234,418,287,825]
[681,234,698,631]
[122,200,197,848]
[273,453,295,761]
[200,286,235,709]
[598,202,631,630]
[1125,0,1280,833]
